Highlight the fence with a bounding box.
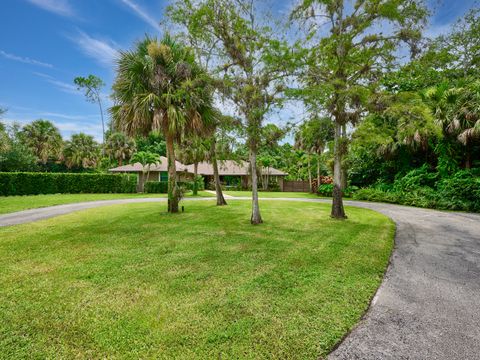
[282,180,311,192]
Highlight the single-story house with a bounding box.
[184,160,287,189]
[109,158,288,191]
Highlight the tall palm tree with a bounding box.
[63,133,100,169]
[20,119,63,164]
[111,34,216,213]
[105,132,136,166]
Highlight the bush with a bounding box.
[144,180,198,194]
[317,183,358,197]
[0,172,137,196]
[144,181,168,193]
[353,169,480,212]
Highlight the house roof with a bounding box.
[185,160,288,176]
[109,158,287,176]
[109,156,188,173]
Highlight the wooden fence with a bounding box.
[282,180,311,192]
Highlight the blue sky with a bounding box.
[0,0,478,142]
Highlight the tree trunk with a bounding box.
[317,154,321,188]
[166,134,179,213]
[250,149,263,224]
[211,139,227,206]
[307,155,313,192]
[465,140,472,169]
[193,162,199,195]
[341,124,347,190]
[331,121,346,219]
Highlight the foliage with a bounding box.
[111,34,216,213]
[135,131,166,156]
[291,0,428,218]
[74,74,106,141]
[63,133,100,169]
[354,169,480,212]
[105,132,136,166]
[168,0,295,223]
[317,184,358,198]
[19,119,63,164]
[145,180,202,193]
[0,172,136,196]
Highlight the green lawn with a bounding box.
[225,191,323,198]
[0,191,213,215]
[0,200,394,359]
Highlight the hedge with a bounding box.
[0,172,137,196]
[144,180,200,193]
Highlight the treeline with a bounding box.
[0,117,166,173]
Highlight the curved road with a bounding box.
[1,197,479,359]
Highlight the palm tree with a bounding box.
[178,136,209,195]
[63,133,100,169]
[295,117,334,192]
[425,82,480,168]
[105,132,136,166]
[111,34,216,213]
[130,151,161,192]
[20,119,62,164]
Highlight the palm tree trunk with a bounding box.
[211,139,227,206]
[331,121,346,219]
[166,134,179,213]
[250,149,262,224]
[307,155,313,192]
[193,162,199,195]
[465,140,472,169]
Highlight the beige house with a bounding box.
[109,158,287,191]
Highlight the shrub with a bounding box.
[144,180,198,194]
[353,169,480,212]
[144,181,168,193]
[0,172,136,196]
[317,183,358,197]
[392,165,438,192]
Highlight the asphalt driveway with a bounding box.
[0,197,479,359]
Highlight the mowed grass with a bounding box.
[0,200,394,359]
[0,191,213,214]
[225,191,323,198]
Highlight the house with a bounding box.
[184,160,287,189]
[109,158,288,191]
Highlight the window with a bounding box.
[160,171,168,182]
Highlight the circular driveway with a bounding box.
[1,197,479,359]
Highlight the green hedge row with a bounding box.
[0,172,137,196]
[144,180,201,193]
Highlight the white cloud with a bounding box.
[0,50,53,68]
[119,0,162,32]
[68,30,119,67]
[33,72,79,95]
[26,0,75,18]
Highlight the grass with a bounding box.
[225,191,323,198]
[0,200,394,359]
[0,191,213,215]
